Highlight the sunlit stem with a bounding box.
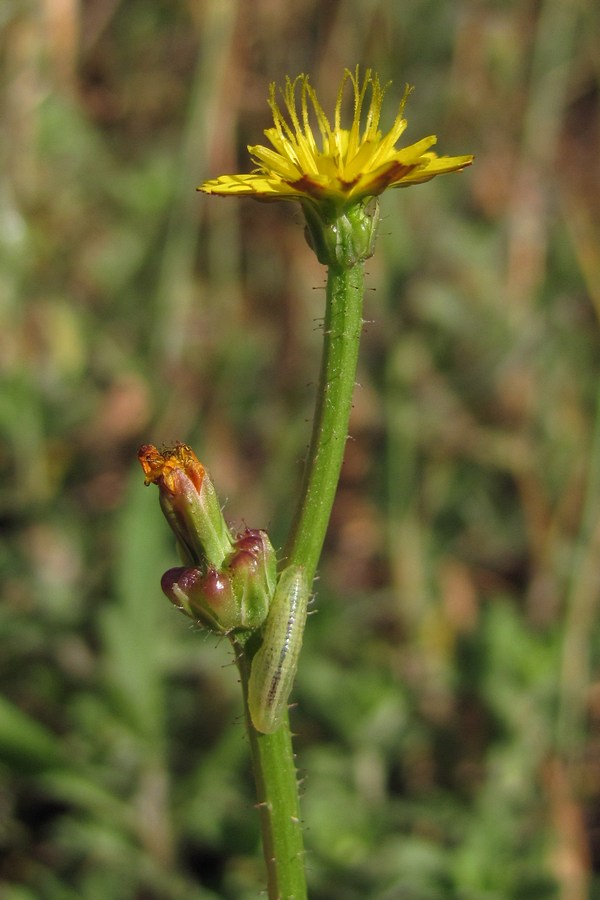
[236,240,366,898]
[234,634,306,900]
[284,257,365,580]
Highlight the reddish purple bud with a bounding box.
[158,527,277,634]
[229,549,259,577]
[161,565,237,632]
[235,529,268,557]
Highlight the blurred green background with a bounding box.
[2,0,600,897]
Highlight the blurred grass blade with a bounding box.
[0,694,64,772]
[100,467,171,746]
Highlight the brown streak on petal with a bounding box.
[386,162,420,181]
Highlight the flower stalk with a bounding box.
[284,257,365,579]
[235,635,306,900]
[234,253,367,899]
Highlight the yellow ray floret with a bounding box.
[198,67,473,207]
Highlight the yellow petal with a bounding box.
[198,69,473,206]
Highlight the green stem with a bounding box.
[235,638,306,900]
[237,257,366,898]
[285,260,366,579]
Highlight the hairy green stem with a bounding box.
[285,260,366,579]
[238,256,366,898]
[236,638,306,900]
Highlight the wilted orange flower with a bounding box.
[138,443,205,495]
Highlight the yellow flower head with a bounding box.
[198,67,473,209]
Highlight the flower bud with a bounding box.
[226,528,277,630]
[159,527,277,634]
[161,565,240,632]
[233,528,277,596]
[138,443,234,568]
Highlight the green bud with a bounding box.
[228,529,277,629]
[138,444,234,568]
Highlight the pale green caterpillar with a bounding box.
[248,564,309,734]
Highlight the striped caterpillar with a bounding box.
[248,565,309,734]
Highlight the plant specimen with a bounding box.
[140,67,472,899]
